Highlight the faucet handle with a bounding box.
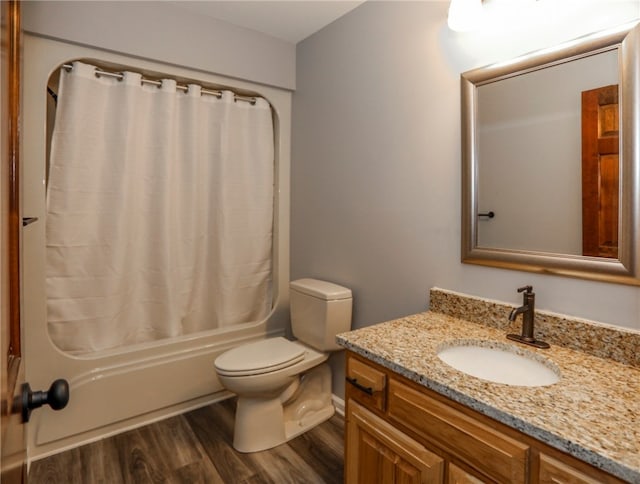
[517,285,533,294]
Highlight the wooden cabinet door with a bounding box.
[346,399,444,484]
[448,463,485,484]
[539,454,606,484]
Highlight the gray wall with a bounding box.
[292,1,640,397]
[293,1,458,328]
[22,1,296,90]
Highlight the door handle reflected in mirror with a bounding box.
[18,379,70,423]
[22,217,38,227]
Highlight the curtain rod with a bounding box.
[62,63,258,105]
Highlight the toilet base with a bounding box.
[232,363,334,453]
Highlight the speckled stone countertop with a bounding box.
[336,288,640,483]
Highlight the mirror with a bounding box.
[461,21,640,285]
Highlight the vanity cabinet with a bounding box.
[344,351,625,484]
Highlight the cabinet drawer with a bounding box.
[388,379,529,484]
[539,454,606,484]
[346,356,386,411]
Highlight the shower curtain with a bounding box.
[46,61,274,354]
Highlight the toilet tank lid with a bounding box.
[290,278,352,300]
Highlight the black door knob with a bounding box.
[21,379,70,423]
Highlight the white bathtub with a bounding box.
[22,34,292,461]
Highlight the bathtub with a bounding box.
[22,34,292,460]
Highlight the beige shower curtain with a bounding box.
[46,61,274,354]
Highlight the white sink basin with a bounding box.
[437,341,560,387]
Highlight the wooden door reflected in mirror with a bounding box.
[582,84,619,259]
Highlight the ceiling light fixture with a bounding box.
[448,0,484,32]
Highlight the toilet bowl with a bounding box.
[214,279,352,453]
[215,337,332,452]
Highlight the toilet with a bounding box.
[214,278,352,453]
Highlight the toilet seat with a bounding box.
[215,337,306,377]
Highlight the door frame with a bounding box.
[1,1,26,482]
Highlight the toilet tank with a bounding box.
[290,279,352,351]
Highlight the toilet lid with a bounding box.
[214,337,306,376]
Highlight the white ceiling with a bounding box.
[169,1,367,44]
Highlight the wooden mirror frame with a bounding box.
[461,21,640,285]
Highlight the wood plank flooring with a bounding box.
[28,398,345,484]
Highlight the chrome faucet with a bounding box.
[506,285,550,349]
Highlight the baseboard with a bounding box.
[332,394,345,417]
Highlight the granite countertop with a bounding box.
[336,290,640,483]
